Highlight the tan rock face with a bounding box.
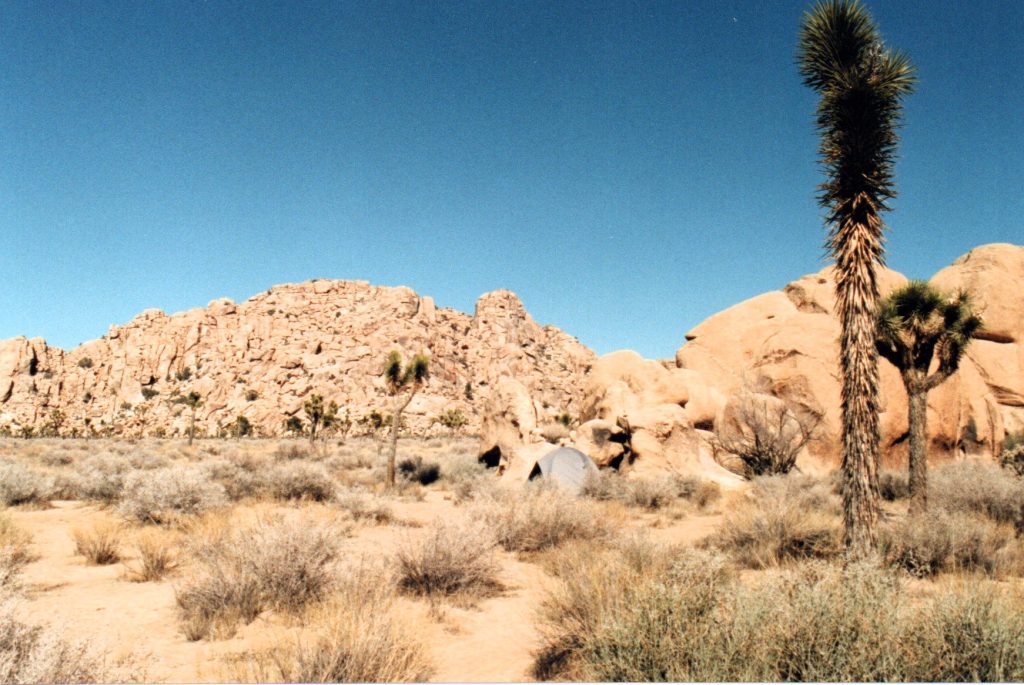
[674,244,1023,468]
[0,281,595,439]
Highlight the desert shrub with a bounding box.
[267,462,336,502]
[473,484,611,553]
[930,460,1024,530]
[334,490,394,525]
[1000,433,1024,475]
[176,511,346,640]
[124,529,180,582]
[537,549,1024,682]
[582,471,719,511]
[0,592,115,683]
[878,469,910,501]
[0,515,32,589]
[39,449,76,467]
[76,357,93,369]
[201,459,262,501]
[119,467,227,524]
[235,564,430,683]
[395,519,500,598]
[539,422,570,443]
[397,457,441,486]
[0,461,53,506]
[708,474,841,568]
[879,510,1021,577]
[714,392,821,477]
[72,521,123,565]
[125,451,171,471]
[274,442,312,461]
[534,544,733,680]
[71,454,133,502]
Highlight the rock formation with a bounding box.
[482,243,1022,478]
[0,281,595,439]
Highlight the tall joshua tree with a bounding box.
[383,350,430,488]
[877,282,982,514]
[798,0,915,558]
[184,391,203,446]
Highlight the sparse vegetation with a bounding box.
[0,461,53,506]
[714,391,821,477]
[125,528,180,582]
[268,461,336,501]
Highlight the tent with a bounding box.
[528,446,599,494]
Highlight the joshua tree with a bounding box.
[303,394,338,445]
[383,350,430,488]
[798,0,915,558]
[436,408,469,436]
[184,391,203,446]
[876,282,982,514]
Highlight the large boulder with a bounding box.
[675,245,1021,468]
[476,377,542,471]
[578,350,743,487]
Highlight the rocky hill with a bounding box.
[0,281,596,438]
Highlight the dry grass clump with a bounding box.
[118,467,227,524]
[536,545,1024,682]
[267,462,336,502]
[0,514,32,589]
[72,521,123,565]
[175,510,347,640]
[395,519,501,599]
[234,564,431,683]
[879,510,1024,578]
[930,460,1024,531]
[334,489,394,525]
[124,528,180,582]
[472,484,611,554]
[125,451,171,471]
[708,474,841,567]
[0,591,120,684]
[0,461,53,507]
[38,449,77,467]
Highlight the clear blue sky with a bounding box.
[2,1,1021,359]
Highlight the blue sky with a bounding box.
[2,0,1021,358]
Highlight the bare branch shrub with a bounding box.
[714,391,821,478]
[119,467,227,525]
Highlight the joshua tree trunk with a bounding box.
[386,392,416,488]
[309,419,317,446]
[906,378,929,515]
[188,409,196,447]
[839,282,882,560]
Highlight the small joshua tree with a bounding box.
[303,394,338,445]
[183,391,203,446]
[876,281,982,513]
[436,408,469,436]
[383,350,430,488]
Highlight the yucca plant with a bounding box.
[382,350,430,488]
[876,281,982,513]
[798,0,915,558]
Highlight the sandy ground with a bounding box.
[9,491,724,683]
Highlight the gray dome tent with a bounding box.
[528,446,599,494]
